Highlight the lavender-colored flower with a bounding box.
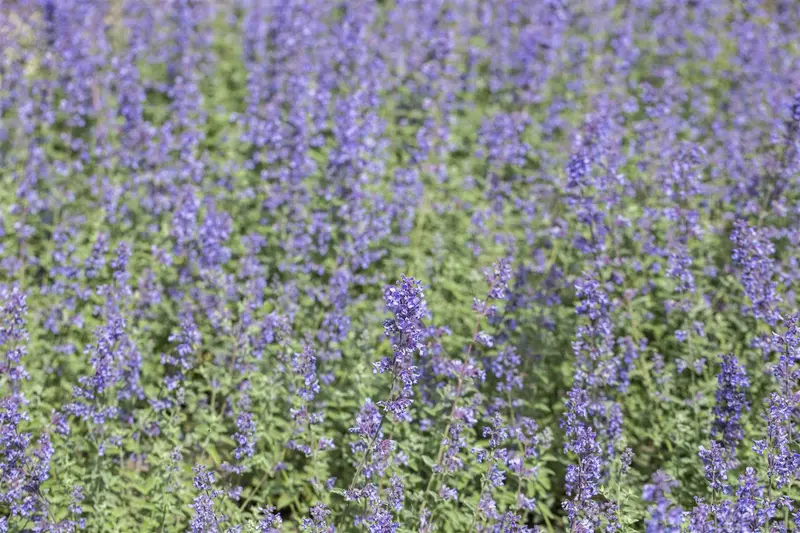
[286,344,325,458]
[478,490,500,522]
[64,313,131,431]
[85,232,109,280]
[489,345,524,393]
[773,315,800,397]
[476,331,495,348]
[484,258,513,301]
[198,200,233,271]
[0,397,54,526]
[354,483,399,533]
[0,287,28,385]
[232,412,256,462]
[193,464,216,492]
[189,464,225,533]
[491,512,535,533]
[350,399,393,481]
[478,113,530,170]
[758,393,795,489]
[386,474,404,512]
[375,276,427,421]
[712,354,750,451]
[300,504,334,533]
[730,220,781,326]
[189,493,222,533]
[561,387,604,530]
[439,485,458,501]
[69,484,86,529]
[572,274,616,390]
[517,494,536,512]
[292,345,320,403]
[258,506,282,532]
[698,441,730,496]
[159,312,201,403]
[564,109,624,257]
[731,467,773,532]
[642,471,682,533]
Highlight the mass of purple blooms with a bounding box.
[2,0,800,531]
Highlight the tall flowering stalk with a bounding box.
[752,317,800,495]
[559,108,631,531]
[63,313,129,447]
[374,275,428,423]
[189,464,226,533]
[570,274,625,454]
[711,354,750,454]
[561,387,604,531]
[345,275,427,530]
[730,220,781,328]
[0,288,56,529]
[661,143,705,298]
[417,258,512,527]
[1,288,28,387]
[559,271,627,531]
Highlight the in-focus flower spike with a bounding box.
[561,387,605,531]
[375,275,428,422]
[189,464,226,533]
[698,441,730,496]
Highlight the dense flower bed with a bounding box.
[2,1,800,531]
